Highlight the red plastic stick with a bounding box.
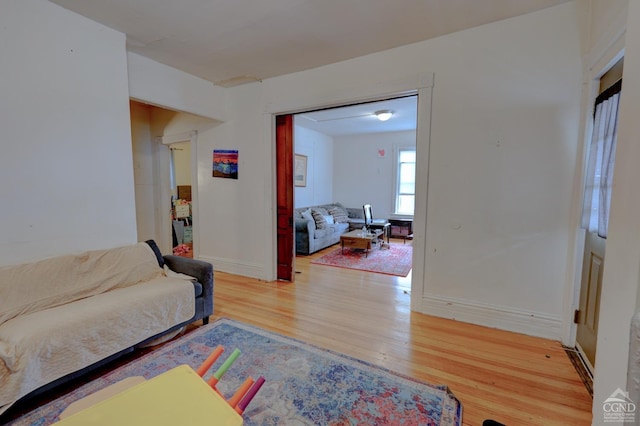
[235,376,265,414]
[227,376,254,408]
[195,345,224,377]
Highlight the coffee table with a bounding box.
[340,229,383,257]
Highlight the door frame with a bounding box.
[267,73,434,297]
[566,34,625,350]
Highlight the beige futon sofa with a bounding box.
[0,240,213,414]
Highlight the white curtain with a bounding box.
[581,83,621,238]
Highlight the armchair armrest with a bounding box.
[295,218,315,233]
[163,255,214,320]
[163,255,212,285]
[346,207,364,219]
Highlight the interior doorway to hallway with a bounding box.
[130,100,204,258]
[169,141,194,258]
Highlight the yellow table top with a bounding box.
[54,365,243,426]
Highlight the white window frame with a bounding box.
[393,146,416,217]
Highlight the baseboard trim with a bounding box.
[574,342,595,379]
[416,294,563,340]
[197,255,265,280]
[564,345,594,397]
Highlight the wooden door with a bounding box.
[576,232,605,368]
[575,58,623,369]
[276,115,294,281]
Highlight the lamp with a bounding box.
[374,110,393,121]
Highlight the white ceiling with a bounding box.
[48,0,569,136]
[296,96,418,137]
[49,0,569,86]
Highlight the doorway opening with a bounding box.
[170,141,194,258]
[276,95,418,281]
[130,100,203,257]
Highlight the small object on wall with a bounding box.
[213,150,238,179]
[294,154,307,187]
[378,149,385,158]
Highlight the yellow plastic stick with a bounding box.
[207,348,241,387]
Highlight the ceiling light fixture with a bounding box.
[215,75,262,88]
[375,110,393,121]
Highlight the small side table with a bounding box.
[389,219,413,243]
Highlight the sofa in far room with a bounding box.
[295,203,352,255]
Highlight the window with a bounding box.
[580,79,621,238]
[395,148,415,215]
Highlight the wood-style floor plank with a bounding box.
[212,240,592,426]
[1,240,592,425]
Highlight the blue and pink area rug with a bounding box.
[9,318,461,425]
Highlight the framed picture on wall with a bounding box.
[294,154,307,187]
[212,149,239,179]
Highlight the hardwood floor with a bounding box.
[213,240,593,425]
[2,239,592,425]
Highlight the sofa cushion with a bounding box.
[0,243,162,327]
[311,208,329,229]
[313,227,332,239]
[328,206,349,223]
[0,276,194,409]
[301,208,313,223]
[313,223,348,239]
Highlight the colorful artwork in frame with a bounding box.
[213,149,239,179]
[294,154,307,187]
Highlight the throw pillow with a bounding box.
[328,206,349,223]
[324,215,334,225]
[301,208,313,223]
[311,209,328,229]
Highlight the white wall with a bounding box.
[333,130,416,219]
[0,0,136,265]
[588,0,629,54]
[128,52,227,123]
[418,3,581,335]
[1,0,584,344]
[195,86,270,278]
[6,0,635,420]
[293,125,334,208]
[197,2,582,340]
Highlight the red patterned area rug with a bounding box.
[311,242,412,276]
